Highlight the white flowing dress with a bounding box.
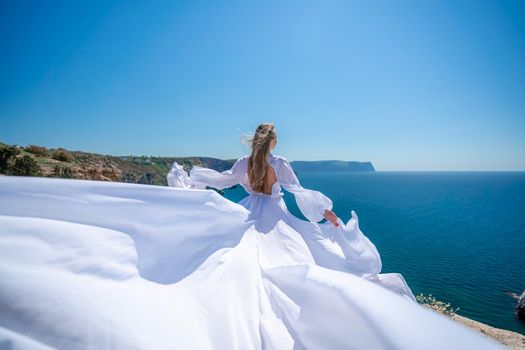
[0,156,504,349]
[168,154,416,301]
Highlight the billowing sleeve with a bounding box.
[167,157,248,190]
[167,161,193,188]
[185,156,248,190]
[277,157,333,223]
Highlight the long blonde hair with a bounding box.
[244,123,276,193]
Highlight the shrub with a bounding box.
[52,148,75,162]
[0,146,20,173]
[416,293,460,316]
[121,173,136,183]
[26,145,49,157]
[138,173,154,184]
[11,155,42,176]
[53,165,74,178]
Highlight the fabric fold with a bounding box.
[0,175,505,350]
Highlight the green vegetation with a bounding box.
[51,148,75,162]
[416,293,460,316]
[0,145,20,173]
[26,145,49,157]
[53,165,74,178]
[11,155,42,176]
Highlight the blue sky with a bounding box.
[1,0,524,170]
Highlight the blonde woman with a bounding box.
[168,122,415,300]
[175,123,339,224]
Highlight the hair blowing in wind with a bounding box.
[244,123,276,193]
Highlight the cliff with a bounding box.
[0,141,235,186]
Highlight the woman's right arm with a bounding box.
[168,156,248,190]
[277,157,339,226]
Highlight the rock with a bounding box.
[79,166,122,182]
[517,290,525,321]
[451,313,525,350]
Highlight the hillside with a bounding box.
[0,141,236,186]
[0,142,376,186]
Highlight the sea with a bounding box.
[223,171,525,335]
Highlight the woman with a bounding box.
[168,123,418,300]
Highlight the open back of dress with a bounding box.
[247,157,278,195]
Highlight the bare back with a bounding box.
[247,161,277,195]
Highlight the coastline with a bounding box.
[421,306,525,349]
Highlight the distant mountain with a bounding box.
[290,160,375,172]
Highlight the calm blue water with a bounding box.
[223,172,525,335]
